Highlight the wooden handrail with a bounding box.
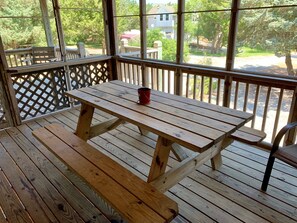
[7,56,111,75]
[116,56,297,89]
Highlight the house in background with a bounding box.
[147,4,176,39]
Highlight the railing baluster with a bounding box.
[125,63,128,82]
[128,63,132,84]
[168,70,171,94]
[132,64,136,85]
[186,73,189,98]
[272,88,284,140]
[251,85,260,128]
[119,62,123,81]
[162,69,165,92]
[234,81,239,109]
[8,56,13,67]
[193,75,197,100]
[285,87,297,145]
[151,67,154,89]
[157,68,160,91]
[243,83,249,112]
[137,65,141,85]
[261,86,272,132]
[200,75,204,102]
[208,77,212,104]
[216,78,221,105]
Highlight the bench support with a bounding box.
[76,103,94,141]
[148,136,173,183]
[150,138,232,192]
[33,123,178,223]
[88,117,124,139]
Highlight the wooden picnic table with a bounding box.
[65,80,253,192]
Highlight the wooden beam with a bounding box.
[148,136,173,183]
[138,127,149,136]
[285,86,297,145]
[151,138,233,192]
[171,143,189,161]
[176,0,185,64]
[75,103,94,141]
[103,0,118,80]
[211,138,233,170]
[0,37,21,126]
[140,0,146,60]
[226,0,240,71]
[88,117,124,138]
[39,0,54,46]
[52,0,67,61]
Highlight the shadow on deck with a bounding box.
[0,108,296,223]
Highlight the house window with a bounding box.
[160,14,163,21]
[166,14,169,20]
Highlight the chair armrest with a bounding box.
[272,122,297,154]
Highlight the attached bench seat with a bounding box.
[231,126,266,145]
[32,123,178,223]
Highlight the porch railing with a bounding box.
[5,44,85,68]
[8,56,111,120]
[117,57,297,146]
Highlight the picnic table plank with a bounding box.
[112,80,253,120]
[65,89,213,152]
[91,83,236,133]
[33,125,168,223]
[79,87,225,141]
[110,81,251,126]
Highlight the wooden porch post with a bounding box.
[103,0,118,81]
[226,0,239,71]
[140,0,148,87]
[285,86,297,145]
[39,0,54,47]
[222,0,240,108]
[0,37,21,126]
[174,0,185,96]
[52,0,72,98]
[52,0,67,61]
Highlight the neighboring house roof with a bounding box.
[147,4,175,14]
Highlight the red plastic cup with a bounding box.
[138,87,151,105]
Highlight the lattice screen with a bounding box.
[11,68,70,120]
[69,61,109,90]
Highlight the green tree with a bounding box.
[147,29,189,62]
[238,1,297,76]
[0,0,45,48]
[185,0,230,54]
[115,0,139,39]
[60,0,105,46]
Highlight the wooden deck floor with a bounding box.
[0,107,297,223]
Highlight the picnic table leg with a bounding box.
[210,138,233,170]
[171,143,189,161]
[138,127,149,136]
[147,136,172,183]
[211,153,222,170]
[76,103,94,141]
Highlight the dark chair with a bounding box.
[261,122,297,191]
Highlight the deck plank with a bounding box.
[10,124,112,223]
[0,139,57,223]
[0,168,32,223]
[1,108,296,223]
[0,130,85,223]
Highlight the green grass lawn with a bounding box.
[189,46,274,57]
[236,47,274,57]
